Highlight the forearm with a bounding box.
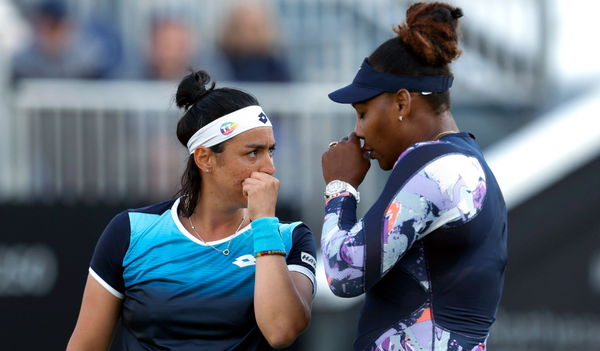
[254,255,310,348]
[251,217,310,348]
[321,195,366,297]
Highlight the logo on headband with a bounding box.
[258,112,268,124]
[220,122,239,136]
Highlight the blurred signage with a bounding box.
[0,203,127,350]
[491,310,600,349]
[0,243,58,296]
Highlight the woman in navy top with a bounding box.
[67,70,316,350]
[321,3,507,350]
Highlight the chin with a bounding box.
[377,158,394,171]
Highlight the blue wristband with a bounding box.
[252,217,285,256]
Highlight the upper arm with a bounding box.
[68,212,131,350]
[378,153,487,275]
[290,271,313,308]
[89,211,131,298]
[67,274,122,351]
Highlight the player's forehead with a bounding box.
[227,127,275,148]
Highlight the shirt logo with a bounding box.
[220,122,238,135]
[258,112,268,124]
[301,252,316,270]
[232,254,256,268]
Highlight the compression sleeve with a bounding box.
[321,143,487,297]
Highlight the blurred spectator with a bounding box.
[0,0,31,61]
[147,19,193,80]
[218,0,291,82]
[11,0,118,80]
[132,17,197,81]
[118,15,218,81]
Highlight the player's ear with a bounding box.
[394,89,411,121]
[193,147,214,173]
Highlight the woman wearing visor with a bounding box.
[321,2,507,350]
[67,70,316,350]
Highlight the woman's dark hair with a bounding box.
[175,70,259,217]
[368,2,463,113]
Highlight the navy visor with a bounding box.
[328,58,454,104]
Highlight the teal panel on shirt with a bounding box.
[123,212,303,298]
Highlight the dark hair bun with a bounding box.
[451,8,463,19]
[175,70,216,111]
[393,2,463,67]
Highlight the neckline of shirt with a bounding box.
[170,197,252,247]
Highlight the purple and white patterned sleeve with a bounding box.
[321,153,487,297]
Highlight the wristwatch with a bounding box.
[324,180,360,203]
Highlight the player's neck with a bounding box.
[189,196,247,241]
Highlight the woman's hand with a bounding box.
[243,172,279,219]
[322,132,371,188]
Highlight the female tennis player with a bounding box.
[321,2,507,350]
[67,70,316,350]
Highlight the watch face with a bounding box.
[326,180,346,195]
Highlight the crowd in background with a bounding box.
[3,0,292,83]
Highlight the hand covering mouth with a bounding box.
[362,147,376,160]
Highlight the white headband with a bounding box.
[186,105,272,154]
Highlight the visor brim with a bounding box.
[328,84,384,104]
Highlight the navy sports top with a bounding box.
[321,133,507,350]
[90,197,317,351]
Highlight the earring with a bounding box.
[398,115,403,121]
